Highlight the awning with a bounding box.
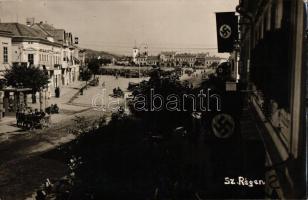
[2,87,32,92]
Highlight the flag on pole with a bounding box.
[216,12,238,52]
[74,37,79,44]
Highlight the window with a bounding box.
[3,47,8,63]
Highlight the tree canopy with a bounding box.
[80,68,92,82]
[129,69,193,133]
[87,58,101,76]
[4,63,49,92]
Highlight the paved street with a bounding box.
[0,0,305,198]
[72,75,148,109]
[181,68,215,88]
[0,109,104,200]
[0,75,148,200]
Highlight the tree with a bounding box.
[4,63,49,103]
[87,58,101,78]
[100,58,112,66]
[80,69,92,89]
[209,62,219,69]
[129,69,193,134]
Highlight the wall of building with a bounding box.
[238,0,306,198]
[11,41,61,67]
[0,36,12,72]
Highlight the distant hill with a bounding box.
[83,49,120,59]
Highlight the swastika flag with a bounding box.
[74,37,79,44]
[215,12,238,53]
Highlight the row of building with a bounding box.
[0,18,85,95]
[132,47,222,67]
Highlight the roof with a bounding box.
[30,23,53,37]
[31,23,65,43]
[37,23,56,31]
[147,56,159,61]
[136,55,147,58]
[48,29,65,42]
[174,53,196,58]
[161,51,176,56]
[0,23,45,38]
[0,30,13,38]
[196,53,210,58]
[0,23,63,47]
[204,56,222,60]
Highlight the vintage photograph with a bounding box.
[0,0,307,199]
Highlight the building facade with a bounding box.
[30,21,80,86]
[174,53,196,67]
[135,55,147,66]
[237,0,306,198]
[159,51,176,67]
[131,47,223,68]
[0,23,64,94]
[0,20,81,97]
[146,55,159,66]
[0,30,13,77]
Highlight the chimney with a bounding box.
[26,17,35,26]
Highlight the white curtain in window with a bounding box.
[266,4,271,31]
[275,0,283,29]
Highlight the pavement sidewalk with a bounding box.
[0,80,87,134]
[0,116,20,134]
[27,80,87,111]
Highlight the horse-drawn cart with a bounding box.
[16,111,50,129]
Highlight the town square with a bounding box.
[0,0,307,199]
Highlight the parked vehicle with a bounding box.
[45,104,59,114]
[127,82,139,91]
[16,110,50,129]
[111,87,124,98]
[89,77,99,86]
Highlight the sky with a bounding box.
[0,0,238,56]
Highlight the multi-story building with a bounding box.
[174,53,196,67]
[0,20,81,94]
[204,56,222,67]
[195,53,209,66]
[0,30,13,120]
[237,0,306,198]
[159,51,176,67]
[0,23,63,92]
[30,21,80,86]
[146,55,159,66]
[135,54,147,66]
[132,46,222,68]
[0,30,13,77]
